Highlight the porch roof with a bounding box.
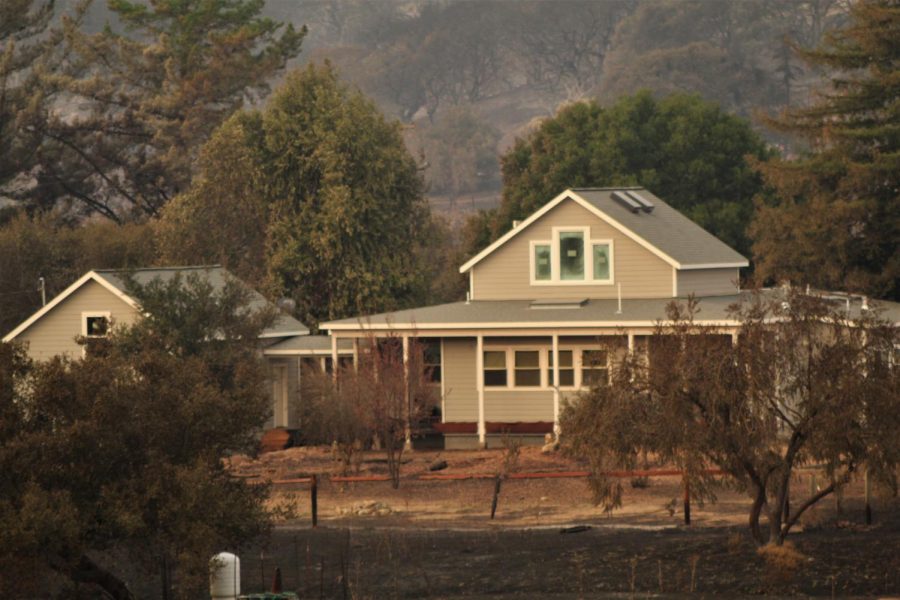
[322,289,900,333]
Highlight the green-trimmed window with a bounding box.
[592,244,611,281]
[559,231,584,280]
[534,244,551,281]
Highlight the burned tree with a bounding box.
[562,291,899,545]
[302,334,437,488]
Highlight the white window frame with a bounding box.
[483,349,511,388]
[529,240,553,284]
[579,348,611,388]
[529,227,615,286]
[483,345,612,391]
[81,311,111,337]
[547,348,578,390]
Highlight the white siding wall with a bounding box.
[15,281,140,360]
[677,268,740,297]
[471,198,673,300]
[442,338,478,422]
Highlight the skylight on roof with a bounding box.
[625,190,654,213]
[530,298,587,310]
[611,191,642,213]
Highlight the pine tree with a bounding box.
[21,0,304,222]
[751,1,900,300]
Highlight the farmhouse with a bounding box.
[1,266,353,431]
[321,188,897,448]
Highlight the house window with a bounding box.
[483,351,508,387]
[532,229,614,285]
[534,244,551,281]
[581,350,609,386]
[559,231,585,280]
[82,313,110,337]
[547,350,575,387]
[514,350,541,387]
[423,339,442,383]
[592,244,611,281]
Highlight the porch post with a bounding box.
[552,333,560,439]
[331,334,339,382]
[352,337,360,371]
[402,334,412,450]
[627,332,635,355]
[476,333,486,447]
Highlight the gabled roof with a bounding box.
[3,266,309,342]
[459,188,748,273]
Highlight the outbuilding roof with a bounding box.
[3,265,309,342]
[459,188,748,273]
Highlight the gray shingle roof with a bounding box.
[323,290,900,331]
[94,266,309,338]
[264,336,353,354]
[571,188,748,267]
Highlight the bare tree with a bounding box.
[302,334,437,488]
[562,290,899,546]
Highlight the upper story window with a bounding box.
[530,227,614,285]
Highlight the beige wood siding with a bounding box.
[484,390,554,422]
[677,268,740,297]
[16,280,139,361]
[442,338,478,422]
[471,197,673,300]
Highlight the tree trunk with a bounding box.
[748,485,767,545]
[58,554,136,600]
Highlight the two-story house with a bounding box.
[321,188,754,448]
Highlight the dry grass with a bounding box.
[757,541,807,588]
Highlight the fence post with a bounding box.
[311,474,318,527]
[683,479,691,526]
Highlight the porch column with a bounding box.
[627,332,635,355]
[552,333,560,439]
[331,334,339,382]
[476,333,486,447]
[352,337,360,371]
[402,334,412,450]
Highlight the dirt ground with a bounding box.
[223,446,900,598]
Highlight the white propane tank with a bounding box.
[209,552,240,600]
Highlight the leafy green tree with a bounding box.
[751,1,900,300]
[562,291,900,546]
[18,0,304,222]
[160,62,433,328]
[478,92,769,259]
[0,273,276,598]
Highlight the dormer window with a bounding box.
[530,227,614,285]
